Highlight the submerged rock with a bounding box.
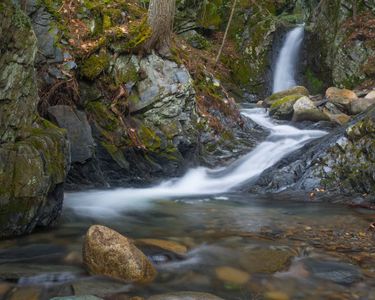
[136,239,188,256]
[303,259,362,285]
[147,292,224,300]
[83,225,157,283]
[215,266,250,285]
[240,248,294,274]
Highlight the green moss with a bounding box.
[138,125,161,152]
[271,94,302,108]
[121,19,152,51]
[199,0,223,29]
[187,34,210,50]
[101,142,129,169]
[86,101,118,131]
[305,68,324,94]
[12,5,31,29]
[81,53,110,80]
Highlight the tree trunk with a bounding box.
[215,0,238,66]
[143,0,176,57]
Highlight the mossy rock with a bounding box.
[270,94,304,120]
[81,53,110,80]
[264,86,309,107]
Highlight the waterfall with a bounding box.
[273,26,305,93]
[65,108,326,217]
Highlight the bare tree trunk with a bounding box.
[215,0,238,66]
[143,0,176,56]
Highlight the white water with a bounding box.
[65,108,326,217]
[273,26,305,93]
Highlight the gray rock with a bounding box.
[48,105,95,163]
[50,296,103,300]
[304,259,362,285]
[350,98,375,115]
[292,96,330,122]
[0,0,69,238]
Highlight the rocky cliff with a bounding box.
[0,0,69,238]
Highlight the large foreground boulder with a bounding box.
[83,225,157,283]
[0,0,69,238]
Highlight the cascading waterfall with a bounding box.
[65,108,326,217]
[273,25,305,93]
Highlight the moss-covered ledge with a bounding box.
[0,0,69,238]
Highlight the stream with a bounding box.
[0,110,375,300]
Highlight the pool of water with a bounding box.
[1,193,374,299]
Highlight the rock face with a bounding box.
[251,106,375,198]
[48,106,95,164]
[83,225,157,283]
[305,0,375,89]
[0,0,69,238]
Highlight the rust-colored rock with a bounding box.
[83,225,157,283]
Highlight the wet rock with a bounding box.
[0,283,13,298]
[136,239,188,256]
[264,291,289,300]
[0,263,83,281]
[215,266,250,285]
[303,259,362,285]
[292,96,329,122]
[72,278,129,297]
[147,292,224,300]
[251,106,375,197]
[83,225,157,283]
[50,296,103,300]
[240,248,293,274]
[322,110,351,125]
[8,287,42,300]
[48,105,95,163]
[326,87,358,112]
[0,244,65,264]
[264,86,309,107]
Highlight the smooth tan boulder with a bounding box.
[83,225,157,283]
[326,87,358,112]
